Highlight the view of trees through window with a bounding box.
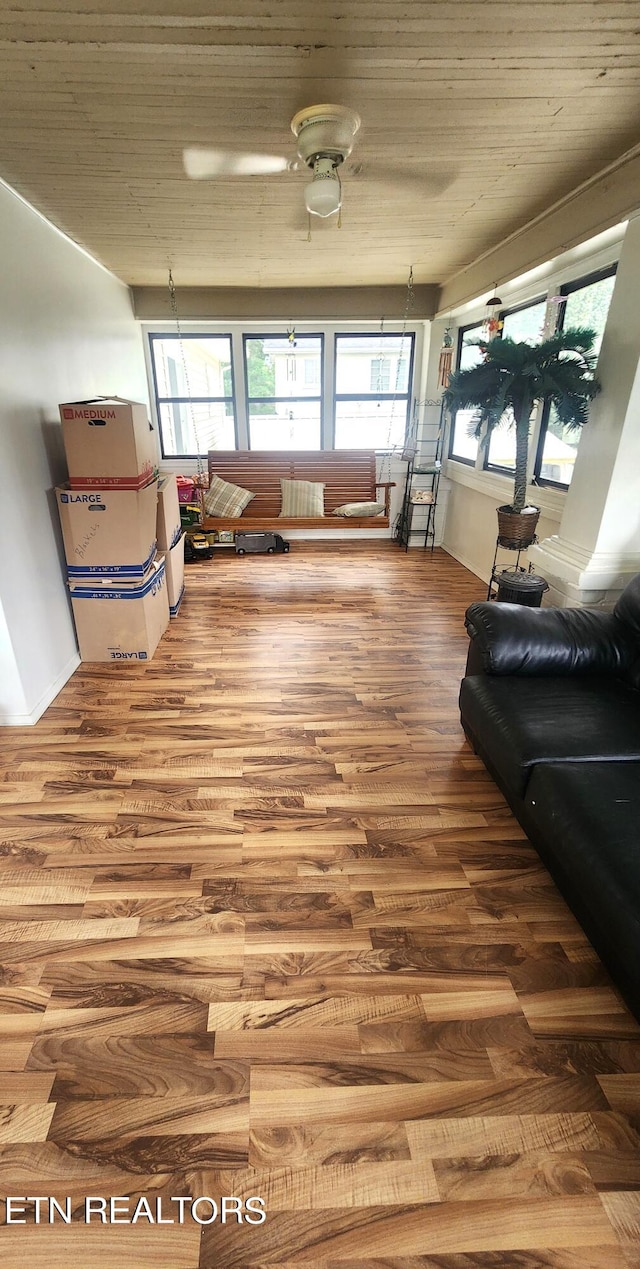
[244,336,322,449]
[148,329,416,455]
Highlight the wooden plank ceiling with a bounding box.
[2,2,640,288]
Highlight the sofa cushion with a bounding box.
[460,674,640,799]
[464,602,633,677]
[523,760,640,1011]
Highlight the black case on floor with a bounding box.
[235,532,290,555]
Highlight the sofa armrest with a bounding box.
[464,601,634,677]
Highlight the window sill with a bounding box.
[444,458,566,520]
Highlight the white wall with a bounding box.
[0,182,151,725]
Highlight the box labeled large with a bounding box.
[68,559,169,662]
[156,473,182,551]
[162,532,185,617]
[56,480,158,580]
[59,397,158,489]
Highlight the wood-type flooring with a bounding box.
[1,542,639,1268]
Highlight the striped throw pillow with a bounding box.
[280,479,325,517]
[204,473,255,518]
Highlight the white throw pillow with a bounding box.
[280,479,325,517]
[332,501,385,518]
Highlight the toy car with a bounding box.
[235,532,290,555]
[184,533,214,562]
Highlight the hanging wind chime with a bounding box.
[542,294,567,340]
[482,288,504,342]
[437,323,454,389]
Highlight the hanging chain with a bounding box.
[381,264,415,479]
[168,268,206,484]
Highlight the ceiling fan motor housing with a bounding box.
[291,104,361,168]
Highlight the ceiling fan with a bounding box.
[183,104,361,219]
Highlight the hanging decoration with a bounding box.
[437,323,454,389]
[541,294,567,340]
[482,288,503,342]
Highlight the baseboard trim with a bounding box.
[441,542,488,584]
[0,651,81,727]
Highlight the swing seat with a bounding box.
[202,451,394,531]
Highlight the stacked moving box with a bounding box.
[156,474,186,617]
[55,397,182,662]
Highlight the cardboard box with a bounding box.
[156,474,182,551]
[59,397,158,489]
[162,532,185,617]
[68,558,169,662]
[56,480,158,581]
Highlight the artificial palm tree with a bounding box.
[444,327,601,534]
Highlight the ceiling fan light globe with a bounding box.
[304,174,341,218]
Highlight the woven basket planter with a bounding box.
[496,504,540,549]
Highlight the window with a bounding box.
[149,334,236,457]
[448,322,483,464]
[148,326,417,456]
[485,298,547,473]
[332,333,414,451]
[370,357,391,392]
[534,266,617,487]
[244,335,323,450]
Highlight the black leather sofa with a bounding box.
[460,574,640,1017]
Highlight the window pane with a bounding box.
[152,337,232,399]
[334,400,408,450]
[563,273,616,357]
[538,412,580,485]
[450,409,479,462]
[449,325,482,461]
[487,423,516,471]
[458,324,484,370]
[245,336,322,400]
[159,402,235,456]
[336,335,411,394]
[501,302,546,343]
[248,404,321,450]
[536,271,615,487]
[370,357,391,392]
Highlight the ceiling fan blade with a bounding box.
[347,160,458,197]
[183,147,292,180]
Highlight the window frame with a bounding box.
[242,331,324,452]
[146,323,419,458]
[533,263,617,489]
[447,321,483,467]
[483,295,547,476]
[148,331,237,459]
[333,331,416,452]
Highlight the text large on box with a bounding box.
[56,480,158,581]
[69,559,169,662]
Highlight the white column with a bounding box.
[529,214,640,606]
